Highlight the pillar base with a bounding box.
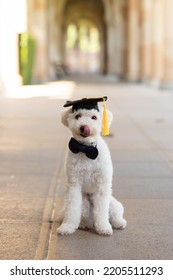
[160,81,173,90]
[1,73,23,96]
[146,78,161,89]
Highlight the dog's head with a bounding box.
[61,106,113,144]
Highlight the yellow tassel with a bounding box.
[102,100,109,136]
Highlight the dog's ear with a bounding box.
[61,109,72,127]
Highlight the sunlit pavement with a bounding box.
[0,78,173,259]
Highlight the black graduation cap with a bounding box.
[63,96,109,136]
[63,96,107,112]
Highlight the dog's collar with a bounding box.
[68,138,98,160]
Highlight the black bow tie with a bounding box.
[69,138,98,160]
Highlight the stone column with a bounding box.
[162,0,173,89]
[101,0,118,75]
[149,0,164,87]
[48,0,63,79]
[126,0,139,81]
[114,0,127,78]
[105,8,117,75]
[106,24,117,75]
[139,0,152,80]
[0,0,24,94]
[28,0,49,82]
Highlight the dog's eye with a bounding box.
[75,114,81,120]
[91,116,97,120]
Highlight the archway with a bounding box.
[63,0,106,74]
[65,21,101,73]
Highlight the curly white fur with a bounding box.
[57,106,127,235]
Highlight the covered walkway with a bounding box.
[0,79,173,259]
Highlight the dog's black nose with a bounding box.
[80,126,85,133]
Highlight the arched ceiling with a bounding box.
[64,0,105,28]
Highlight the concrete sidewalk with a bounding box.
[0,81,173,259]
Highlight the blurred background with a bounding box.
[0,0,173,91]
[1,0,173,260]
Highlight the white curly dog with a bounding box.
[57,99,127,235]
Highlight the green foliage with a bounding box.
[65,23,100,53]
[19,32,36,85]
[66,24,78,49]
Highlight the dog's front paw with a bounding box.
[57,223,77,235]
[95,222,113,236]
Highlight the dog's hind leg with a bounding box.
[79,194,94,230]
[92,191,113,235]
[109,196,127,229]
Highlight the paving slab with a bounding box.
[114,162,173,178]
[112,150,165,162]
[0,198,46,221]
[0,174,53,198]
[110,140,155,150]
[115,177,173,199]
[165,151,173,163]
[0,222,42,260]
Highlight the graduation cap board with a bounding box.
[63,96,109,136]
